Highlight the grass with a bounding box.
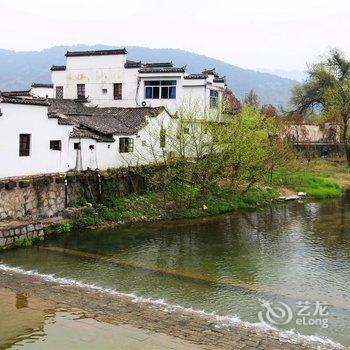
[273,159,345,199]
[73,187,278,228]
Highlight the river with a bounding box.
[0,197,350,347]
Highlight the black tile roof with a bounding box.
[138,66,186,74]
[65,49,127,57]
[184,74,207,80]
[213,77,225,83]
[1,90,32,97]
[48,98,92,116]
[47,98,167,137]
[202,68,219,78]
[50,65,66,71]
[124,60,142,68]
[32,83,54,88]
[143,62,173,68]
[0,95,50,106]
[70,127,115,142]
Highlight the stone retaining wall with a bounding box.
[0,169,147,222]
[0,222,44,248]
[0,175,83,220]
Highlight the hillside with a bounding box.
[0,44,297,107]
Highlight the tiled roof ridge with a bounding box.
[65,48,127,57]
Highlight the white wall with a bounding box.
[51,71,66,98]
[0,102,73,179]
[30,87,54,98]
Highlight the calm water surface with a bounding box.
[1,198,350,346]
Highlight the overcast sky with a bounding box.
[1,0,349,70]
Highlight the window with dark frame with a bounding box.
[119,137,134,153]
[145,80,176,99]
[77,84,85,99]
[50,140,61,151]
[74,142,81,150]
[19,134,31,157]
[113,83,122,100]
[210,90,219,108]
[56,86,63,99]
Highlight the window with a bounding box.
[89,145,95,150]
[113,83,122,100]
[160,128,166,148]
[119,137,134,153]
[50,140,61,151]
[56,86,63,99]
[102,88,108,95]
[145,80,176,99]
[210,90,218,108]
[19,134,31,157]
[74,142,81,150]
[77,84,85,99]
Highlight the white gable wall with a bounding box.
[30,87,54,98]
[0,103,73,179]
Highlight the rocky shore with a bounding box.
[0,268,341,350]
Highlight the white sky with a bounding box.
[1,0,349,70]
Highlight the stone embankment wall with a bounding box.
[0,169,145,221]
[0,222,44,248]
[0,169,147,248]
[0,175,81,220]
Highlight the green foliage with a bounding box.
[219,105,294,191]
[273,171,342,199]
[56,221,72,234]
[68,197,88,207]
[95,204,122,222]
[12,238,33,249]
[74,214,103,228]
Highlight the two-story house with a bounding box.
[51,48,225,113]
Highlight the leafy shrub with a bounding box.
[74,215,102,228]
[68,197,88,207]
[56,221,72,233]
[12,238,33,249]
[96,204,121,222]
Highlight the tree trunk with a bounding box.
[342,115,350,166]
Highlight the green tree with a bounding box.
[218,105,291,192]
[291,49,350,165]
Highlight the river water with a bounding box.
[1,198,350,347]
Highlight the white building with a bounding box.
[0,95,173,179]
[51,48,225,113]
[0,48,225,179]
[0,96,72,178]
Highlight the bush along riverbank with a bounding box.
[69,167,343,230]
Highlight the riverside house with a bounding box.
[51,48,225,112]
[0,48,225,179]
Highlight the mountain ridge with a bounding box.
[0,44,297,107]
